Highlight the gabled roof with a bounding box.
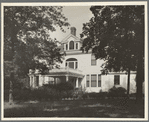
[61,34,80,44]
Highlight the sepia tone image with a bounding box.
[2,2,147,120]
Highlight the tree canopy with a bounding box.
[4,6,70,77]
[81,6,144,99]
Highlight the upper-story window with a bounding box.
[76,43,78,49]
[91,54,96,65]
[69,41,74,50]
[66,44,68,50]
[66,58,78,69]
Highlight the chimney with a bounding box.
[70,27,76,36]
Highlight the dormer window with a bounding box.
[66,44,68,50]
[69,41,74,50]
[76,43,78,49]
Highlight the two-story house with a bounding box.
[29,27,136,93]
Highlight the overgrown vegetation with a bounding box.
[81,6,144,100]
[4,79,130,101]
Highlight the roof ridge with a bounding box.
[61,34,80,43]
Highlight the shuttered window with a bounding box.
[114,75,120,85]
[98,75,101,87]
[91,74,97,87]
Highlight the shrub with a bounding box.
[98,92,108,98]
[4,90,9,101]
[5,81,75,101]
[108,86,127,98]
[55,82,74,92]
[13,88,31,101]
[30,82,75,100]
[82,93,88,99]
[30,86,60,101]
[84,92,107,99]
[72,88,83,99]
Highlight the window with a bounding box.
[36,76,39,87]
[98,75,101,87]
[66,44,68,50]
[91,74,97,87]
[69,41,74,50]
[91,55,96,65]
[86,75,90,87]
[75,62,78,69]
[69,62,74,69]
[76,43,78,49]
[114,75,120,85]
[66,58,78,69]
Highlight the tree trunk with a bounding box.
[127,68,130,97]
[8,30,16,105]
[9,73,14,105]
[9,80,13,105]
[136,52,144,103]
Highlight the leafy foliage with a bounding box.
[4,82,75,101]
[81,6,144,99]
[4,6,70,77]
[81,6,144,72]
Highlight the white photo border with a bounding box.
[1,1,148,121]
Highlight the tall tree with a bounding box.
[81,6,144,100]
[4,6,70,75]
[4,6,69,104]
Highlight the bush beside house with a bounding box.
[4,78,129,101]
[107,86,127,98]
[4,81,75,101]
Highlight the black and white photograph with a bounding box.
[1,2,148,121]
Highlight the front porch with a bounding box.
[29,67,84,89]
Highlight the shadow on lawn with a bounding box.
[4,99,144,118]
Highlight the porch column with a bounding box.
[76,77,78,88]
[42,76,44,85]
[29,75,32,87]
[66,75,69,82]
[74,42,76,50]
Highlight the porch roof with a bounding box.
[47,67,84,78]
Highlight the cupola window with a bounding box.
[69,41,74,50]
[66,44,68,50]
[76,43,78,49]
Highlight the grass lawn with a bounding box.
[4,98,144,118]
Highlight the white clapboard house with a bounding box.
[29,27,136,93]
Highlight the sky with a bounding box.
[50,6,93,41]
